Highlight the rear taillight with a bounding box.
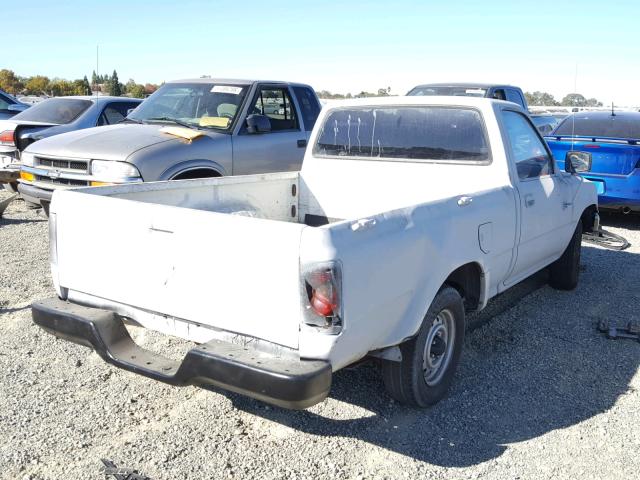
[0,130,15,146]
[302,262,342,333]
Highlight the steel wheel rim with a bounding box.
[422,308,456,386]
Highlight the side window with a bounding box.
[492,89,507,101]
[506,89,525,109]
[250,87,299,132]
[292,86,321,131]
[502,110,553,180]
[0,95,10,111]
[98,102,137,126]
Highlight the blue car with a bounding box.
[545,111,640,214]
[0,89,29,120]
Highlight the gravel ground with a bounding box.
[1,191,639,480]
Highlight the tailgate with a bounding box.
[53,190,305,349]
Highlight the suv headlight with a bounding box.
[91,160,141,181]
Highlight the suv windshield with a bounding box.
[129,83,249,131]
[553,113,640,139]
[408,86,487,97]
[314,106,490,162]
[12,98,92,124]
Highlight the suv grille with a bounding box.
[36,157,88,171]
[35,175,89,187]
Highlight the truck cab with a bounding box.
[407,83,529,111]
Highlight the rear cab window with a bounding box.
[314,106,491,163]
[292,86,321,131]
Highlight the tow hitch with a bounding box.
[582,212,630,251]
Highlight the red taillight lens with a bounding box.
[0,130,15,146]
[311,284,337,317]
[302,263,342,332]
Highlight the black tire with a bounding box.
[382,286,465,407]
[549,219,582,290]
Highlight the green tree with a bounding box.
[524,91,559,106]
[0,69,24,94]
[91,70,98,86]
[25,75,50,95]
[109,69,122,96]
[49,79,78,96]
[82,75,91,95]
[561,93,587,107]
[585,97,603,107]
[124,78,145,98]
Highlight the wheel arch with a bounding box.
[160,159,227,180]
[442,261,486,312]
[580,204,598,233]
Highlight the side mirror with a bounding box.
[565,151,591,174]
[246,114,271,134]
[126,108,136,116]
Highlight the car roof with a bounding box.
[167,78,312,88]
[567,110,640,120]
[322,95,517,110]
[38,96,143,103]
[411,82,519,89]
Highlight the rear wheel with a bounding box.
[549,220,582,290]
[382,286,465,407]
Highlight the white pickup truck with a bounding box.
[33,96,597,409]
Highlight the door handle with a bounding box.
[457,196,473,207]
[297,139,307,148]
[525,194,535,207]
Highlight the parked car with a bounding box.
[546,111,640,214]
[407,83,528,110]
[18,79,321,212]
[32,96,596,409]
[530,113,560,135]
[0,96,142,193]
[0,89,29,120]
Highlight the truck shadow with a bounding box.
[229,244,640,467]
[599,211,640,231]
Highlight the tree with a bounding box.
[25,75,50,95]
[0,69,24,94]
[49,79,79,96]
[524,91,559,106]
[109,69,122,96]
[91,70,98,86]
[377,88,389,97]
[585,97,603,107]
[561,93,587,107]
[81,75,91,95]
[124,78,145,98]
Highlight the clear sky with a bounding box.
[5,0,640,105]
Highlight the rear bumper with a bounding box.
[582,173,640,211]
[32,297,332,409]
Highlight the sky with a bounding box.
[4,0,640,105]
